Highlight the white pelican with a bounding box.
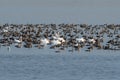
[52,32,60,39]
[40,38,50,45]
[14,36,22,43]
[76,37,86,43]
[52,36,65,43]
[3,29,8,32]
[57,37,65,43]
[2,26,9,32]
[88,39,96,44]
[52,32,65,43]
[51,39,61,45]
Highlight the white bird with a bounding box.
[57,37,65,43]
[88,39,96,44]
[14,36,22,43]
[51,39,61,45]
[3,29,8,32]
[76,37,86,43]
[52,32,65,43]
[2,26,9,32]
[40,38,50,45]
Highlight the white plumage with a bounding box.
[51,39,61,45]
[40,38,50,45]
[14,36,22,43]
[88,39,96,44]
[76,37,86,43]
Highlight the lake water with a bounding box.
[0,0,120,24]
[0,46,120,80]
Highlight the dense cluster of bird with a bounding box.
[0,23,120,52]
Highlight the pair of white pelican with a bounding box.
[76,37,96,44]
[40,32,65,46]
[51,32,65,45]
[76,37,86,43]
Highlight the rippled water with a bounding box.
[0,46,120,80]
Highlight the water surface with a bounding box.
[0,46,120,80]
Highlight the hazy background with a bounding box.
[0,0,120,24]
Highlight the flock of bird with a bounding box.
[0,23,120,52]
